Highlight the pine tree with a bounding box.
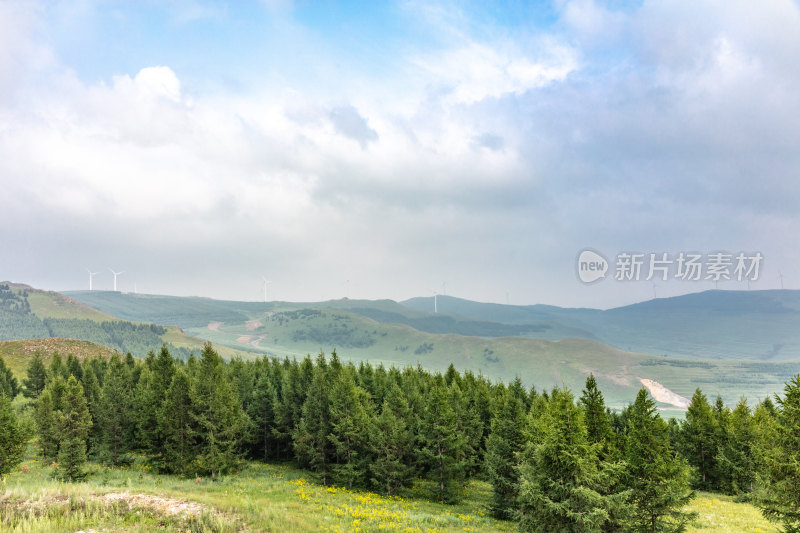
[678,389,718,490]
[191,344,246,478]
[153,345,176,394]
[246,369,277,461]
[55,376,92,482]
[159,369,195,475]
[580,374,611,449]
[715,397,756,495]
[0,392,27,480]
[751,398,779,489]
[48,352,67,382]
[81,363,103,457]
[294,361,334,484]
[759,375,800,532]
[370,382,415,495]
[420,379,469,504]
[134,367,160,453]
[485,383,526,519]
[328,369,373,489]
[624,389,695,533]
[517,387,624,532]
[65,354,84,381]
[274,360,306,460]
[136,346,176,464]
[22,351,47,399]
[0,355,19,398]
[35,377,66,460]
[98,354,135,465]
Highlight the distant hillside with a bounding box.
[0,338,120,377]
[0,282,250,361]
[402,291,800,361]
[62,288,800,408]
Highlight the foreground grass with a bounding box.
[1,446,779,532]
[1,450,512,532]
[686,492,778,533]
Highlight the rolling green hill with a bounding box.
[0,338,121,377]
[0,282,252,362]
[62,288,800,408]
[402,291,800,360]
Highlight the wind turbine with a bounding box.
[109,269,124,292]
[779,271,785,290]
[87,269,99,291]
[261,277,272,303]
[431,290,438,313]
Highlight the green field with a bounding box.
[0,338,120,376]
[0,448,778,533]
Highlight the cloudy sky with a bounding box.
[1,0,798,308]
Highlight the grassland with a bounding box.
[26,289,115,322]
[1,446,513,533]
[0,338,120,375]
[0,446,777,533]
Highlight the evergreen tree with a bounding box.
[48,352,67,382]
[81,363,103,457]
[294,360,334,484]
[98,354,135,465]
[678,389,718,490]
[710,396,731,489]
[246,369,277,461]
[159,369,195,475]
[517,387,625,532]
[0,392,27,480]
[0,355,19,398]
[134,367,160,454]
[715,397,756,495]
[759,375,800,532]
[580,374,611,449]
[624,389,695,533]
[751,398,779,489]
[35,377,66,460]
[65,354,84,381]
[22,351,47,399]
[55,376,92,482]
[153,345,176,394]
[485,383,526,519]
[370,382,415,495]
[420,379,469,504]
[328,369,374,489]
[191,344,246,478]
[136,346,176,463]
[461,372,492,475]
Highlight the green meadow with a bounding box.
[0,448,777,533]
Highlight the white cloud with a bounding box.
[1,0,800,305]
[412,40,577,104]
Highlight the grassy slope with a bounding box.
[0,338,120,376]
[0,448,777,533]
[3,282,255,362]
[1,449,512,533]
[63,289,800,408]
[403,291,800,361]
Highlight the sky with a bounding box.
[1,0,799,308]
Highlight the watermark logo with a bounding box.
[577,250,763,284]
[577,249,609,284]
